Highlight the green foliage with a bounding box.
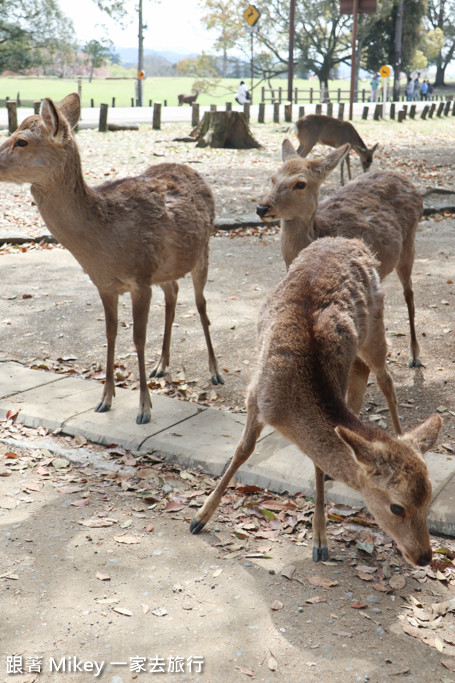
[176,54,222,93]
[427,0,455,84]
[83,39,118,81]
[0,0,76,73]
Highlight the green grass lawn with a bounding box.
[1,76,375,108]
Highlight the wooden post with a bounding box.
[225,102,232,111]
[192,102,200,127]
[149,99,152,107]
[261,86,265,102]
[131,97,135,107]
[429,103,436,118]
[153,102,161,130]
[273,102,280,123]
[362,106,369,120]
[398,110,405,122]
[326,102,333,117]
[298,105,305,119]
[444,101,451,116]
[284,102,292,122]
[315,103,322,115]
[243,102,250,122]
[99,103,108,132]
[112,97,116,108]
[402,105,408,118]
[210,104,217,112]
[420,105,429,119]
[452,101,455,116]
[373,104,382,120]
[436,102,444,117]
[409,104,416,119]
[7,101,17,134]
[90,98,94,108]
[338,103,345,120]
[258,102,265,123]
[33,100,41,115]
[390,102,395,120]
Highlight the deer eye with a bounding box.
[294,181,306,190]
[14,139,28,148]
[390,504,406,518]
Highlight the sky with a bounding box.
[58,0,216,54]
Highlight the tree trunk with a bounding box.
[191,111,261,149]
[434,60,446,87]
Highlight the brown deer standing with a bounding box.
[256,140,422,376]
[0,93,223,424]
[178,89,200,106]
[294,114,378,185]
[190,237,441,565]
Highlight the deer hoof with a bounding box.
[211,373,225,386]
[408,358,422,368]
[95,401,111,413]
[136,411,151,425]
[312,545,329,562]
[190,518,206,534]
[149,368,164,379]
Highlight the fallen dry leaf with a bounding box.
[389,575,406,590]
[306,596,326,604]
[80,518,115,528]
[270,600,284,611]
[96,572,110,581]
[113,607,133,617]
[113,535,141,544]
[235,664,255,678]
[281,565,296,580]
[307,576,339,589]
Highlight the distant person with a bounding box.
[427,80,433,98]
[370,72,380,102]
[420,80,428,100]
[235,81,251,105]
[413,73,421,101]
[406,77,414,102]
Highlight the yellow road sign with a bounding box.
[379,64,391,78]
[244,4,260,27]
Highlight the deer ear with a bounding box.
[57,93,81,129]
[309,143,350,179]
[402,414,442,455]
[281,139,298,161]
[40,98,61,137]
[335,425,378,472]
[371,142,379,153]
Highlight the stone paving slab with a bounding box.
[0,361,454,537]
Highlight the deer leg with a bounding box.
[191,254,223,385]
[190,387,263,534]
[95,291,119,414]
[296,142,313,157]
[131,286,153,425]
[396,259,420,368]
[346,153,352,181]
[360,325,402,436]
[347,356,370,415]
[312,465,328,561]
[149,281,178,379]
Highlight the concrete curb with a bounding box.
[0,361,454,538]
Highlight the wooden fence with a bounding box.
[260,85,454,105]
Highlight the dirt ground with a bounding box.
[0,117,455,682]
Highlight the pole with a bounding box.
[250,31,254,103]
[137,0,144,107]
[349,0,359,120]
[287,0,296,103]
[394,0,404,101]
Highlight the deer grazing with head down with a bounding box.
[0,93,223,424]
[191,237,441,565]
[294,114,378,185]
[256,140,422,378]
[178,89,200,106]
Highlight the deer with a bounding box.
[178,89,200,106]
[294,114,378,185]
[256,140,423,381]
[190,236,442,566]
[0,93,223,424]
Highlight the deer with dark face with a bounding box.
[178,89,200,106]
[256,140,422,373]
[294,114,378,185]
[190,237,441,566]
[0,93,223,424]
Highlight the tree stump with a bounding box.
[191,111,261,149]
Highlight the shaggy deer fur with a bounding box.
[0,93,223,424]
[178,89,200,106]
[190,237,441,566]
[294,114,378,185]
[256,140,423,371]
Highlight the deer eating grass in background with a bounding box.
[294,114,378,185]
[178,89,200,106]
[0,93,223,424]
[191,237,441,565]
[256,140,423,374]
